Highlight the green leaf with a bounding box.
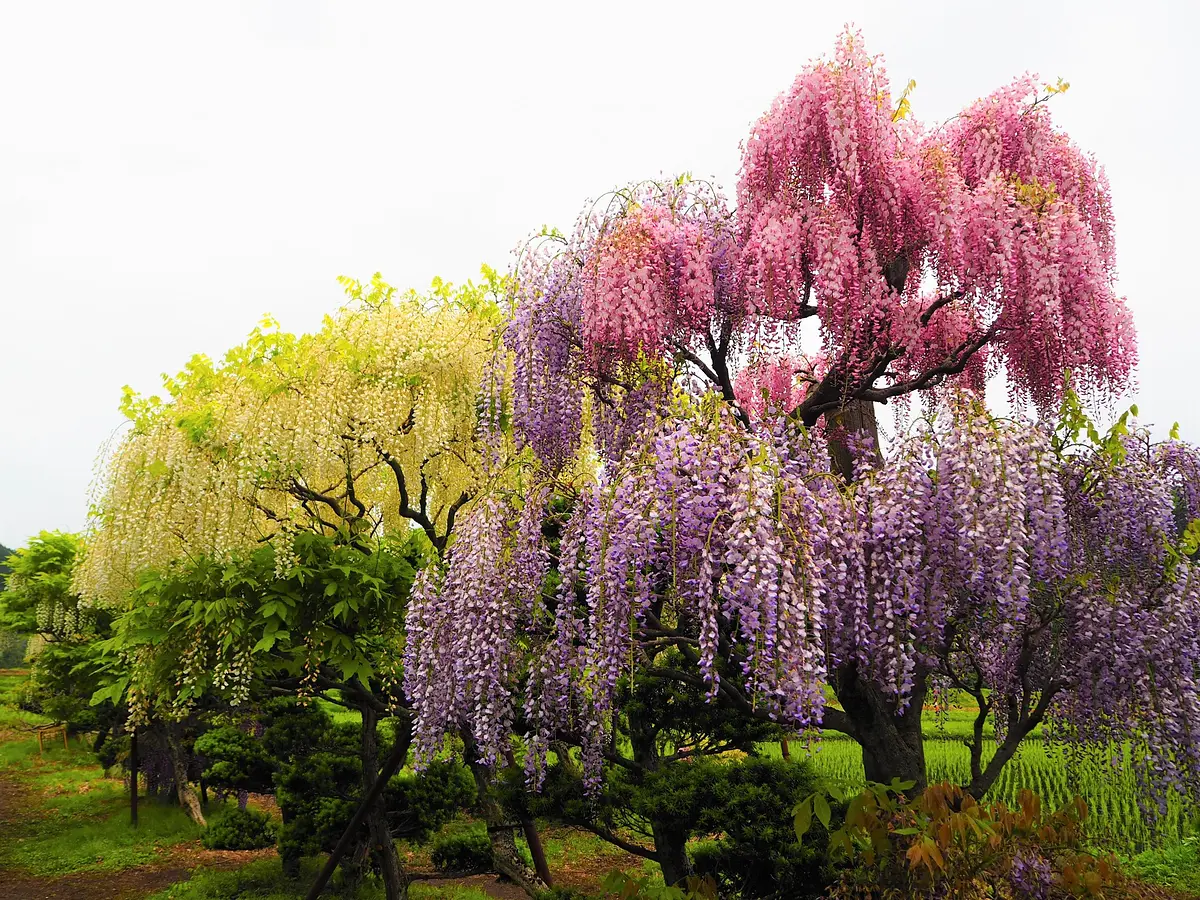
[253,633,277,653]
[831,828,853,858]
[324,582,338,597]
[90,676,129,706]
[814,793,832,829]
[793,797,813,842]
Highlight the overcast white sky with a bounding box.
[1,0,1196,548]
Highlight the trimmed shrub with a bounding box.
[430,827,493,874]
[201,807,276,850]
[689,756,829,899]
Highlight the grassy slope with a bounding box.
[0,716,210,876]
[0,670,220,877]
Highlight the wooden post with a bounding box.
[130,730,139,828]
[36,729,44,756]
[62,726,69,751]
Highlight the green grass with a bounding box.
[0,717,221,877]
[316,694,363,728]
[147,855,504,900]
[410,885,495,900]
[6,800,209,876]
[539,826,636,872]
[147,856,379,899]
[1126,838,1200,894]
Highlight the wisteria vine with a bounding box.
[402,29,1200,817]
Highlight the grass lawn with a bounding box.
[0,730,243,877]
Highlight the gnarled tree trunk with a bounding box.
[462,732,549,897]
[831,662,927,792]
[165,726,206,827]
[361,704,407,900]
[648,819,692,888]
[501,747,552,888]
[826,399,928,793]
[628,715,693,887]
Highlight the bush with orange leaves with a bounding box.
[792,778,1164,899]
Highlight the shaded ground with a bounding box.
[1,857,248,900]
[412,873,530,900]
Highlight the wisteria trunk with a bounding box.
[502,747,553,887]
[361,704,408,900]
[832,662,928,791]
[629,716,693,886]
[165,727,206,827]
[827,400,928,792]
[462,732,549,897]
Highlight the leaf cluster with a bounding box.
[201,807,276,851]
[601,871,718,900]
[795,780,1120,897]
[0,531,82,634]
[193,725,275,795]
[93,530,420,716]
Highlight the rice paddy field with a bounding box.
[775,719,1197,856]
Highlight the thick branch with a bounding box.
[860,323,1000,403]
[672,341,719,385]
[441,493,471,554]
[344,451,368,521]
[289,477,348,521]
[704,324,751,429]
[576,821,658,861]
[919,290,964,327]
[819,706,855,738]
[965,681,1060,798]
[373,443,444,550]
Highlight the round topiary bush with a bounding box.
[429,827,493,875]
[201,807,277,850]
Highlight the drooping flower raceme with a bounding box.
[406,30,1195,817]
[405,402,1200,804]
[503,30,1136,457]
[737,29,1135,409]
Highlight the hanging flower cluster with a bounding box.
[504,181,738,469]
[406,401,1200,803]
[404,491,549,768]
[76,275,499,605]
[732,353,826,420]
[505,30,1136,463]
[738,28,1135,407]
[579,194,736,364]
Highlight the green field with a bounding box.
[779,734,1193,854]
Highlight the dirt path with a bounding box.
[1,864,206,900]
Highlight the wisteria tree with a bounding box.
[79,273,550,899]
[405,29,1200,850]
[77,272,502,604]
